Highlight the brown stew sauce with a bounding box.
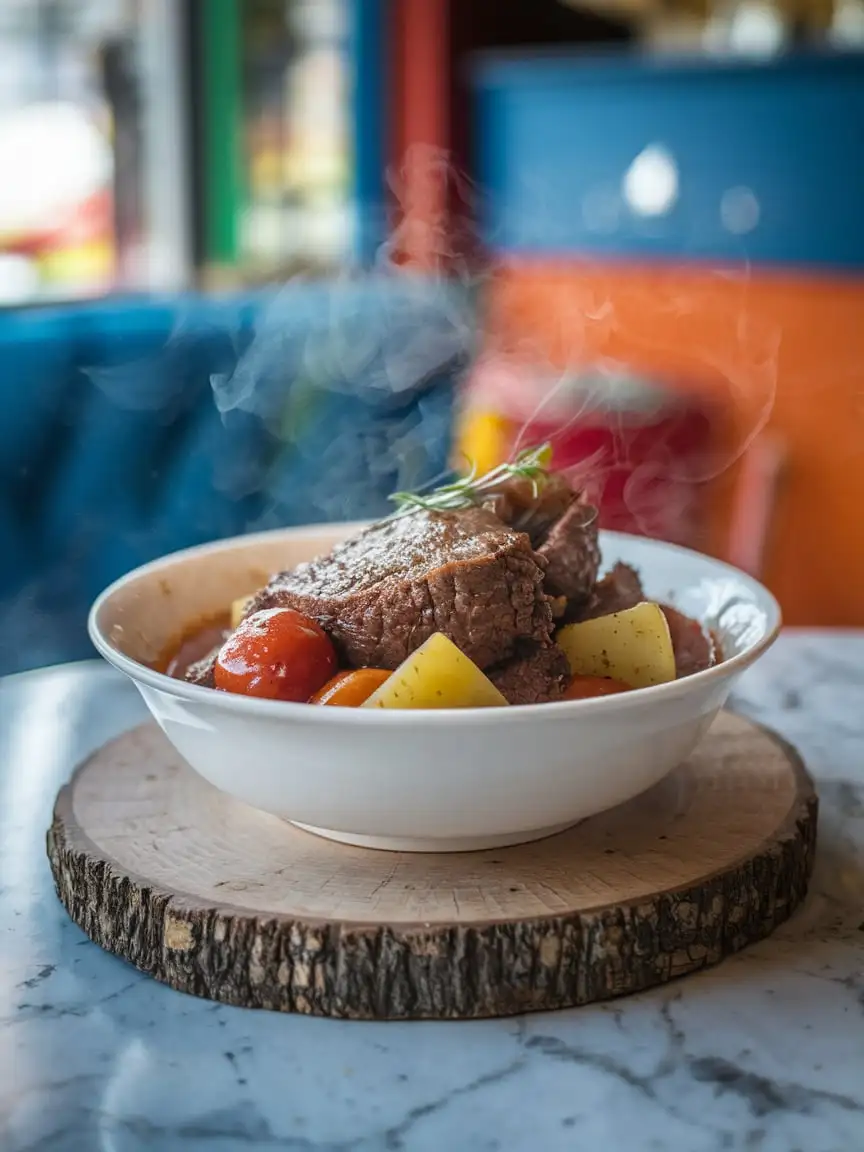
[160,612,231,679]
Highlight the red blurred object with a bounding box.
[1,188,113,257]
[460,357,718,549]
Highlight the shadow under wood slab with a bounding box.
[46,712,817,1020]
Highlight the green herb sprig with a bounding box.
[388,442,553,517]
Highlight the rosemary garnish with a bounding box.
[388,443,553,517]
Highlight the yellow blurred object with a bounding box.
[39,241,114,288]
[453,407,511,476]
[363,632,508,709]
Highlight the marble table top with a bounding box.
[1,633,863,1152]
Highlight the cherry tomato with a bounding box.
[563,674,631,700]
[310,668,391,706]
[214,607,337,701]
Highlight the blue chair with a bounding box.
[0,280,469,675]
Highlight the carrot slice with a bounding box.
[310,668,392,707]
[563,675,631,700]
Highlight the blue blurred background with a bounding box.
[0,0,862,674]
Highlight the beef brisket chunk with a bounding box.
[249,507,553,670]
[535,499,600,604]
[485,473,600,607]
[483,472,575,545]
[577,562,645,620]
[661,605,716,677]
[487,643,571,706]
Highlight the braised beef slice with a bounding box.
[250,507,553,670]
[661,605,715,677]
[487,643,571,706]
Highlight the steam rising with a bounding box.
[210,277,473,420]
[81,146,780,549]
[209,274,475,525]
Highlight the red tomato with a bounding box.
[563,675,631,700]
[214,608,337,701]
[310,668,391,706]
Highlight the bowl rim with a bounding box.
[88,524,782,726]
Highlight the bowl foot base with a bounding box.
[289,819,581,853]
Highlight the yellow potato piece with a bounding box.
[556,602,676,690]
[363,632,508,709]
[230,595,255,629]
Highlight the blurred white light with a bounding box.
[0,254,38,303]
[0,102,111,236]
[728,0,786,53]
[830,0,864,44]
[623,145,679,217]
[721,186,761,234]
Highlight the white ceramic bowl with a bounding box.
[89,525,781,852]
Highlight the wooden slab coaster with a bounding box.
[47,711,817,1020]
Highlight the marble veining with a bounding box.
[1,633,864,1151]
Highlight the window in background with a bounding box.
[0,0,117,302]
[0,0,190,304]
[240,0,352,279]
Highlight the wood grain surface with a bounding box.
[47,711,817,1019]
